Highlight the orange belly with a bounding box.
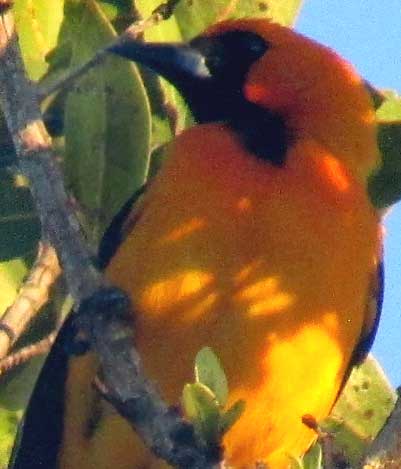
[61,124,379,469]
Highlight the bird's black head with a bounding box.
[109,25,289,165]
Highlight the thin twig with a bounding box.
[0,330,57,375]
[0,242,61,360]
[37,47,109,100]
[37,0,179,101]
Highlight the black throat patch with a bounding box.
[227,99,289,166]
[188,30,290,165]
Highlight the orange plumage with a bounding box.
[13,19,382,469]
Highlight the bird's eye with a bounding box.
[190,30,268,82]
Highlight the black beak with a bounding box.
[108,38,211,96]
[107,30,268,123]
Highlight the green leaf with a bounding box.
[173,0,302,40]
[173,0,235,40]
[376,91,401,121]
[195,347,228,406]
[0,171,40,261]
[0,258,29,316]
[182,382,220,445]
[299,442,322,469]
[216,0,303,26]
[0,257,33,468]
[136,0,183,42]
[184,348,245,446]
[218,399,245,435]
[369,91,401,208]
[0,405,21,469]
[333,356,396,439]
[13,0,65,81]
[62,0,151,241]
[326,356,396,465]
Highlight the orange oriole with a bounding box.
[11,19,382,469]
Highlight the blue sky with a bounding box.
[296,1,401,385]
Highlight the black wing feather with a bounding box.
[10,186,146,468]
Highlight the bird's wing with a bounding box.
[9,186,147,469]
[9,314,75,469]
[336,246,384,402]
[97,184,148,269]
[352,250,384,366]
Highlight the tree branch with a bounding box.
[76,288,220,469]
[0,9,220,468]
[0,330,57,375]
[0,12,100,303]
[0,242,61,359]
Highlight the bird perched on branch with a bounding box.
[12,18,382,469]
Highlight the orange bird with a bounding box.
[12,19,382,469]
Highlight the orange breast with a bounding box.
[106,123,379,468]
